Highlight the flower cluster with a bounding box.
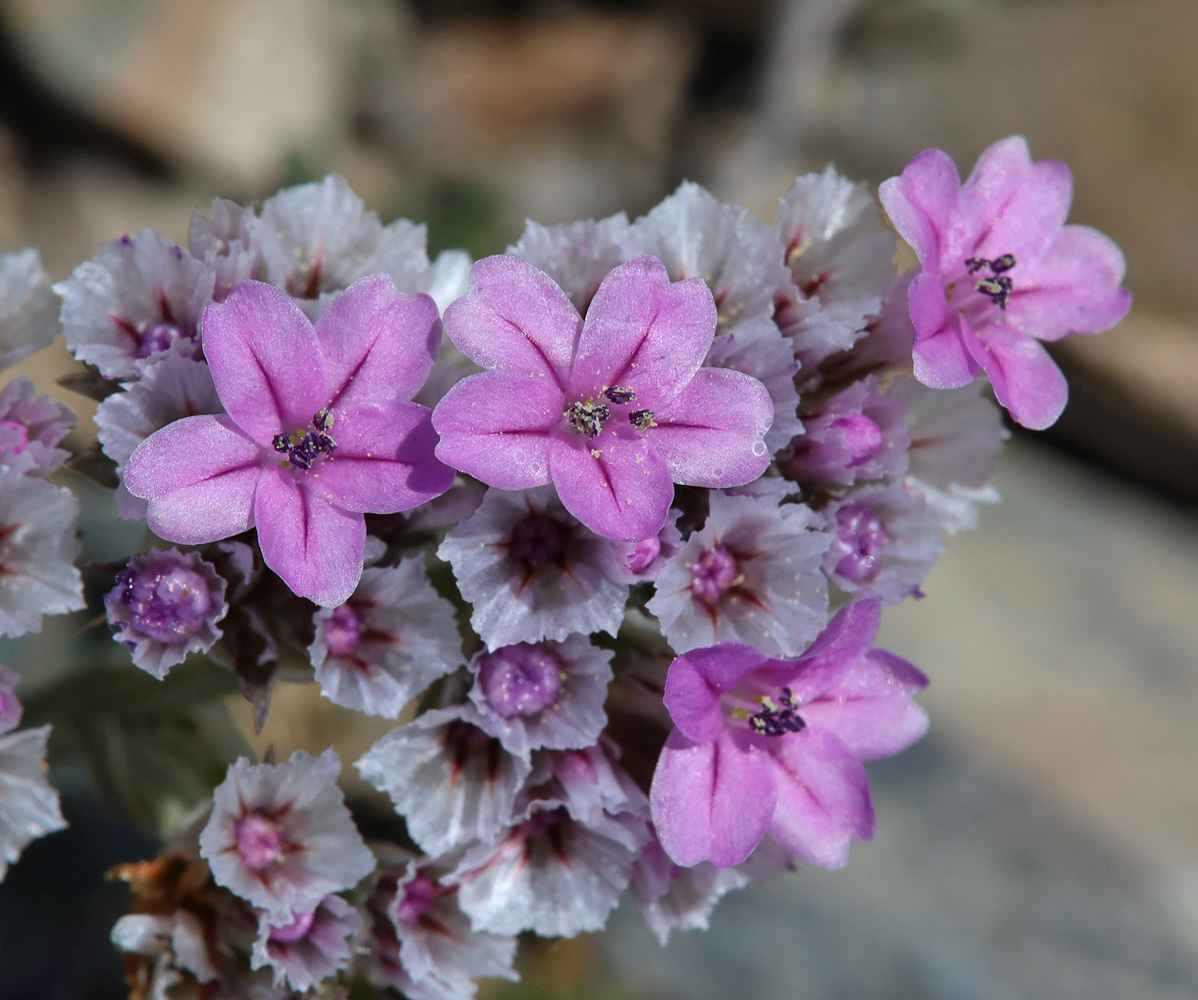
[0,140,1129,997]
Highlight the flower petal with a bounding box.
[1008,225,1132,341]
[202,280,328,441]
[317,274,440,409]
[443,255,578,385]
[650,729,776,868]
[908,273,980,389]
[960,137,1072,265]
[124,414,261,543]
[433,370,562,489]
[549,425,673,540]
[964,320,1068,430]
[800,649,929,761]
[766,729,873,869]
[254,468,365,606]
[663,644,771,743]
[568,255,715,407]
[647,368,772,487]
[305,401,453,513]
[878,148,960,269]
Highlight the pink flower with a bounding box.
[431,254,773,540]
[649,600,928,869]
[123,275,454,606]
[879,136,1131,429]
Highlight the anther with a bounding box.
[565,400,610,438]
[976,275,1013,309]
[629,409,656,430]
[603,386,636,405]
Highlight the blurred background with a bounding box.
[0,0,1196,997]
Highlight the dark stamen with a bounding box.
[629,409,656,430]
[976,275,1013,310]
[603,386,636,405]
[273,413,337,471]
[565,400,610,438]
[990,253,1016,274]
[748,687,807,737]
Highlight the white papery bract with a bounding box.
[0,724,66,880]
[0,468,84,637]
[309,558,463,718]
[56,229,215,379]
[889,375,1007,533]
[0,249,61,371]
[361,845,518,1000]
[447,745,649,939]
[198,750,374,918]
[508,213,631,313]
[356,706,532,857]
[251,893,364,993]
[438,486,630,651]
[774,166,896,369]
[622,181,791,335]
[647,490,831,656]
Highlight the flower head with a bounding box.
[432,254,773,540]
[105,548,229,679]
[123,274,455,606]
[198,749,374,917]
[649,600,928,869]
[879,136,1131,429]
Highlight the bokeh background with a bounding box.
[0,0,1196,997]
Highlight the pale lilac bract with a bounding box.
[879,135,1131,429]
[432,254,773,541]
[649,600,928,869]
[122,274,455,607]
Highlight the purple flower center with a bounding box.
[628,535,661,574]
[478,644,562,718]
[834,504,887,583]
[832,413,883,467]
[136,320,187,358]
[116,562,213,644]
[268,908,316,943]
[509,513,568,566]
[324,603,362,658]
[273,408,337,471]
[395,874,442,926]
[563,386,654,439]
[690,546,740,604]
[234,812,285,871]
[0,420,29,455]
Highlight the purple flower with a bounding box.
[432,254,773,540]
[105,548,228,679]
[466,635,614,758]
[198,750,375,918]
[649,600,928,869]
[308,557,463,717]
[0,377,75,477]
[879,136,1131,429]
[123,275,455,607]
[777,375,909,489]
[250,893,364,993]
